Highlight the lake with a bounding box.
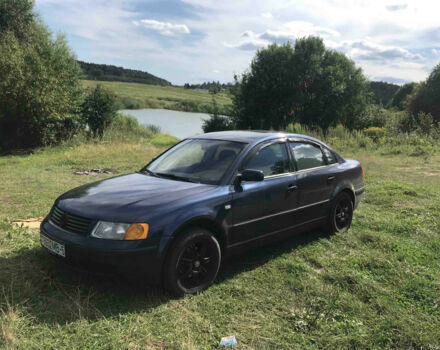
[120,109,209,139]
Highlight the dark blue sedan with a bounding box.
[40,131,365,295]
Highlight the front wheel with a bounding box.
[163,228,221,296]
[327,192,354,234]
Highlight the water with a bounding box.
[120,109,210,139]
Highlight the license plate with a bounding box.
[41,234,66,257]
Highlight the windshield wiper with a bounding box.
[141,168,159,177]
[155,172,199,183]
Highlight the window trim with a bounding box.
[321,146,338,165]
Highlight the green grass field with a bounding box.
[1,138,440,349]
[82,80,233,114]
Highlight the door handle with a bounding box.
[287,184,298,192]
[327,176,335,184]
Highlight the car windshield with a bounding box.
[144,139,246,185]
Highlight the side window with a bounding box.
[322,147,337,164]
[243,143,290,177]
[290,142,325,170]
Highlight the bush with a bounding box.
[363,127,386,140]
[202,99,233,133]
[81,85,117,139]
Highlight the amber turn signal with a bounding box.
[123,223,149,240]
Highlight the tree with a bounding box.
[81,85,117,139]
[407,62,440,122]
[202,98,233,133]
[389,82,416,110]
[368,81,399,106]
[232,37,369,130]
[0,0,34,41]
[0,4,83,151]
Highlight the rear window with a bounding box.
[290,142,325,170]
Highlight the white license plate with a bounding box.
[41,234,66,257]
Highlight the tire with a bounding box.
[327,192,354,234]
[162,228,221,296]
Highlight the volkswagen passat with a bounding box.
[40,131,365,295]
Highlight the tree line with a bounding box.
[79,61,171,86]
[183,81,234,94]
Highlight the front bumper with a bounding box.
[40,219,163,285]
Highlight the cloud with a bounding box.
[228,21,340,50]
[261,12,273,19]
[133,19,190,36]
[331,39,423,62]
[386,4,408,11]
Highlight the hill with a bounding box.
[82,80,233,115]
[78,61,171,86]
[369,81,400,106]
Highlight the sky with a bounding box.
[35,0,440,85]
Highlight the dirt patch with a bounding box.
[12,218,43,229]
[73,168,117,176]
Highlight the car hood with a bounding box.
[56,173,216,222]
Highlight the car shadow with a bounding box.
[0,229,328,326]
[218,229,328,281]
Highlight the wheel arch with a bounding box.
[161,216,227,261]
[331,182,356,205]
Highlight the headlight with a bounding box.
[91,221,149,240]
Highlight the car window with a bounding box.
[290,142,325,170]
[322,147,337,164]
[242,142,290,177]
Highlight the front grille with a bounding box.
[49,206,93,235]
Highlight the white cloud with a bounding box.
[212,69,220,73]
[261,12,273,19]
[227,21,340,50]
[331,39,423,62]
[133,19,190,36]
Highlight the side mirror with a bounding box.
[238,169,264,182]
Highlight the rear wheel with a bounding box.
[163,228,221,296]
[327,192,353,234]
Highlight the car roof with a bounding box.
[190,130,322,144]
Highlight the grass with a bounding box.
[82,80,233,115]
[1,138,440,349]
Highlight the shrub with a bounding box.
[81,85,117,139]
[202,99,233,133]
[363,127,387,140]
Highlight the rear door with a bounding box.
[288,140,338,224]
[229,140,300,245]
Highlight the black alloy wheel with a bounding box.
[163,228,221,296]
[328,192,354,234]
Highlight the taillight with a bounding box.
[361,165,364,182]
